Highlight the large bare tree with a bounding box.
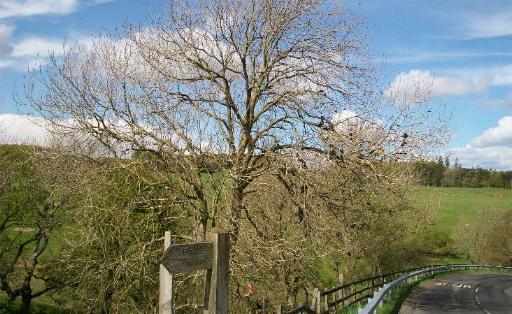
[23,0,448,311]
[25,0,444,240]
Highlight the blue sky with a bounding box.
[0,0,511,169]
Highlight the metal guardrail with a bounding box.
[283,264,512,314]
[306,265,439,314]
[282,265,428,314]
[359,264,512,314]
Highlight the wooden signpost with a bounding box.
[161,242,213,274]
[159,232,173,314]
[160,230,230,314]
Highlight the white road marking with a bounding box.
[475,286,492,314]
[434,281,473,288]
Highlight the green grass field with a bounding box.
[419,186,512,232]
[416,187,512,260]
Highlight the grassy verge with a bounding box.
[376,275,433,314]
[336,303,362,314]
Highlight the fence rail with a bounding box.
[283,264,512,314]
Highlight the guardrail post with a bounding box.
[312,288,321,314]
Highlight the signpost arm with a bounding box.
[208,231,230,314]
[159,231,174,314]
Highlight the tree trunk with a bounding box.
[20,293,32,314]
[230,186,244,243]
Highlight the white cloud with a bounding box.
[452,146,512,170]
[453,115,512,170]
[0,24,14,57]
[459,9,512,38]
[471,116,512,148]
[0,1,106,71]
[386,50,512,64]
[446,64,512,87]
[0,114,50,145]
[0,36,94,70]
[385,70,489,105]
[482,93,512,110]
[332,110,359,125]
[0,0,79,19]
[11,37,66,57]
[0,60,14,68]
[330,110,385,151]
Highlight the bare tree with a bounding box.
[25,0,438,237]
[23,0,448,311]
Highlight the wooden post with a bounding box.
[336,274,344,310]
[208,230,230,314]
[159,232,174,314]
[323,290,328,312]
[312,288,321,314]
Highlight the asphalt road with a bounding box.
[399,272,512,314]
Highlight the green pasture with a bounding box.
[419,186,512,232]
[415,186,512,258]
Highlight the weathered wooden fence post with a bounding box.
[159,231,174,314]
[208,230,230,314]
[312,288,321,314]
[323,289,328,312]
[336,273,344,310]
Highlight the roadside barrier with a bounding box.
[360,264,512,314]
[280,264,512,314]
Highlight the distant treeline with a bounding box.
[416,157,512,189]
